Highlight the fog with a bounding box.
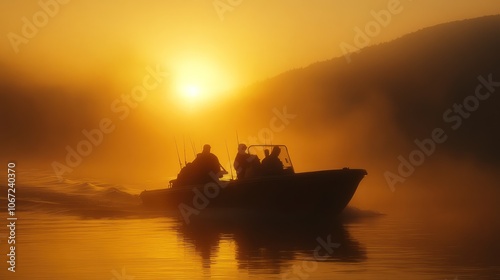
[1,17,500,227]
[2,61,499,217]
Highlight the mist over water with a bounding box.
[1,15,500,280]
[1,168,499,279]
[2,156,499,279]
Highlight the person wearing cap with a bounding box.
[233,144,262,179]
[234,143,250,180]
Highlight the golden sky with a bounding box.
[1,0,500,183]
[1,0,500,91]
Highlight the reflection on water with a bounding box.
[175,217,366,274]
[2,207,500,279]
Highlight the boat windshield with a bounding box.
[248,145,294,173]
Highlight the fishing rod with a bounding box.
[225,140,234,180]
[183,135,187,165]
[189,135,197,159]
[174,136,182,170]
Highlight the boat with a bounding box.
[140,145,367,221]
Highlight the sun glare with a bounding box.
[171,54,235,109]
[183,84,201,99]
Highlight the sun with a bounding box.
[170,54,235,108]
[175,81,205,108]
[182,84,201,100]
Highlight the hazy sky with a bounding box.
[1,0,500,93]
[1,1,500,182]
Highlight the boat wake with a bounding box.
[0,169,154,218]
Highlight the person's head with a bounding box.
[271,146,281,156]
[238,143,247,154]
[202,144,211,153]
[264,149,270,157]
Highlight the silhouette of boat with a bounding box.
[140,145,367,218]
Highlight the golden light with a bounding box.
[170,54,235,109]
[182,84,201,100]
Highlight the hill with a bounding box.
[232,15,500,172]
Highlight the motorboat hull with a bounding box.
[140,169,367,218]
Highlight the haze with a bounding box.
[2,0,500,86]
[1,1,500,205]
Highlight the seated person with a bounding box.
[174,144,222,187]
[234,143,250,180]
[192,144,223,182]
[234,143,261,179]
[264,149,270,158]
[261,146,284,176]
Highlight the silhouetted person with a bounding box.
[234,143,250,180]
[264,149,270,158]
[192,144,222,183]
[261,146,284,176]
[234,143,261,179]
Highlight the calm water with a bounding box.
[1,170,499,280]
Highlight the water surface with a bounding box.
[1,170,498,279]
